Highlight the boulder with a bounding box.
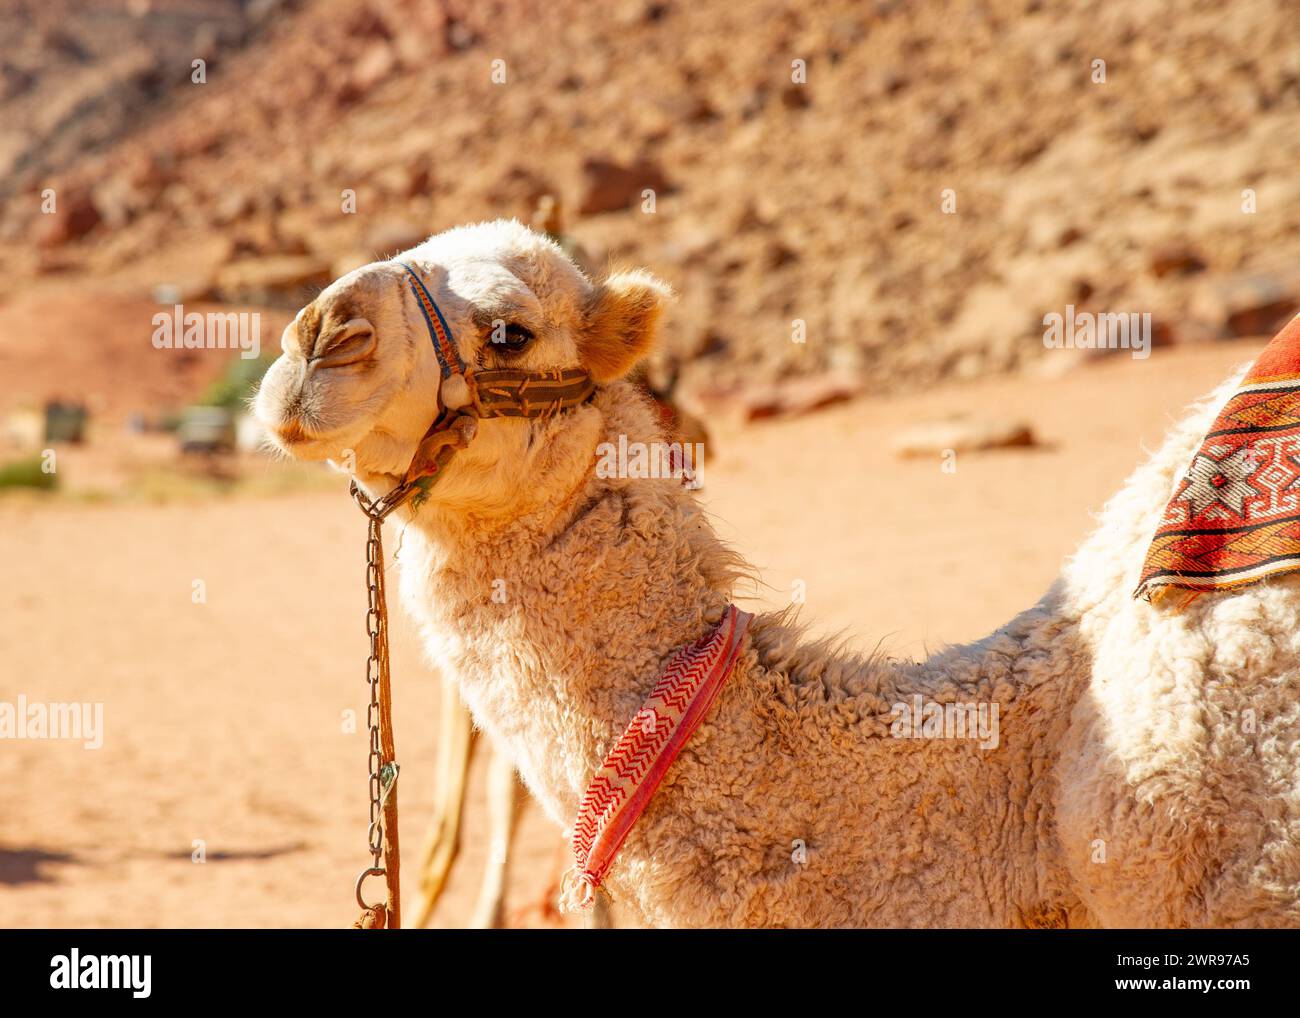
[35,186,101,247]
[1189,270,1300,338]
[891,417,1037,458]
[740,371,863,421]
[349,40,398,96]
[1149,243,1207,278]
[577,158,671,215]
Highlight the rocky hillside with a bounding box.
[4,0,1299,412]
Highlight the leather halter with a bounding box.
[396,262,596,486]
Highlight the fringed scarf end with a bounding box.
[558,867,597,914]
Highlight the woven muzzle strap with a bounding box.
[472,368,596,419]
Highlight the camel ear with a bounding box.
[580,269,673,382]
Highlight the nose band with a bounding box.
[399,262,466,378]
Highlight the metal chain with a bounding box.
[351,479,417,924]
[364,513,385,868]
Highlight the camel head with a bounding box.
[255,218,672,515]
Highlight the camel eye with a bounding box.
[489,320,534,351]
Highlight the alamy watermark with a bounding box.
[1043,305,1151,360]
[890,694,999,750]
[50,950,150,998]
[0,694,103,749]
[151,304,261,359]
[595,434,703,489]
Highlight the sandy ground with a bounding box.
[0,340,1267,928]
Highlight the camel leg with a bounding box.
[469,745,519,928]
[412,679,476,928]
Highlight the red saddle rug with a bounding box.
[1136,313,1300,603]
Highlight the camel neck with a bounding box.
[394,391,735,825]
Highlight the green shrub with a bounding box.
[0,455,57,491]
[197,354,277,411]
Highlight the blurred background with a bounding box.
[0,0,1297,927]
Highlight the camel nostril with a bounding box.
[313,318,377,368]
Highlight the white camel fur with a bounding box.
[256,220,1300,928]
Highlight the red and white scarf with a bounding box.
[560,604,753,912]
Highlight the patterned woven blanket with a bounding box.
[1136,313,1300,603]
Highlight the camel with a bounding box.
[255,219,1300,927]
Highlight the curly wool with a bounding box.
[392,367,1300,928]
